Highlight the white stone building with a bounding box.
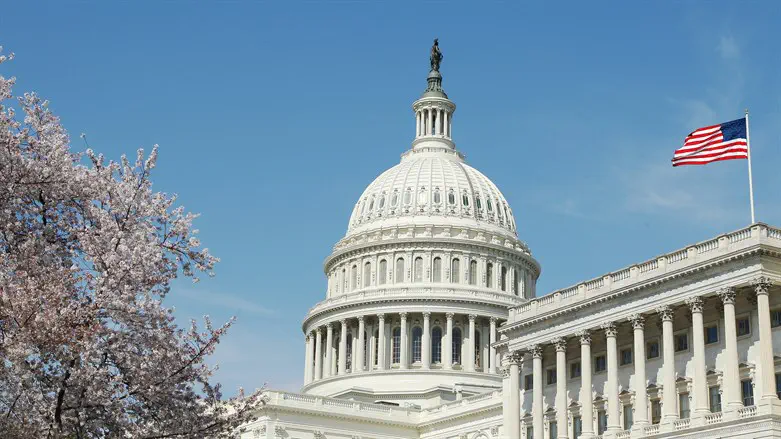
[238,46,781,439]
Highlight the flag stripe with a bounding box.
[674,139,746,158]
[671,118,748,167]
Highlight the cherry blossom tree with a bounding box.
[0,48,262,438]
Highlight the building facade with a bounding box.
[238,46,781,439]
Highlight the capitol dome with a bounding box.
[300,42,540,407]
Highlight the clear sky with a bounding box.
[2,2,781,395]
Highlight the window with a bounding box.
[432,257,442,282]
[403,188,412,206]
[548,421,557,439]
[742,379,754,406]
[679,393,690,419]
[620,348,633,366]
[350,265,358,291]
[623,404,633,430]
[500,266,507,291]
[526,426,534,439]
[447,190,455,205]
[469,260,478,285]
[709,386,722,413]
[647,340,660,359]
[675,332,689,352]
[363,331,368,369]
[475,196,482,210]
[417,189,428,205]
[594,355,607,373]
[486,263,494,287]
[433,188,441,204]
[378,260,387,285]
[547,368,557,385]
[705,324,719,344]
[772,310,781,328]
[514,268,521,296]
[737,317,751,337]
[597,410,607,435]
[412,327,423,363]
[373,330,379,366]
[346,334,353,371]
[432,327,442,364]
[452,328,462,364]
[368,196,374,211]
[451,258,460,283]
[414,257,423,282]
[570,361,581,379]
[777,373,781,399]
[651,400,661,424]
[392,327,401,364]
[341,268,346,293]
[391,191,399,207]
[378,194,385,209]
[573,416,582,438]
[486,198,493,212]
[395,258,405,283]
[474,330,481,368]
[462,193,469,207]
[524,374,534,390]
[363,262,371,288]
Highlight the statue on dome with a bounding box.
[430,38,443,72]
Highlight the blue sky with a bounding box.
[2,2,780,395]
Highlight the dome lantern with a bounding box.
[412,39,456,152]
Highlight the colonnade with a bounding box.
[503,278,777,439]
[304,312,501,385]
[416,105,451,139]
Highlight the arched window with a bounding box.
[513,268,520,296]
[462,193,470,207]
[433,257,442,282]
[475,196,482,210]
[417,189,428,205]
[448,190,456,205]
[391,190,399,207]
[474,330,481,368]
[501,266,507,291]
[363,262,371,288]
[451,258,460,283]
[351,265,358,291]
[341,268,346,293]
[403,188,412,206]
[378,260,387,285]
[392,327,401,364]
[452,328,462,365]
[469,260,478,285]
[373,330,379,366]
[368,196,374,212]
[414,257,423,282]
[412,327,423,363]
[433,188,441,204]
[432,327,443,364]
[486,262,494,288]
[346,333,353,371]
[395,258,405,283]
[378,194,385,209]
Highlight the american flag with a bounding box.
[672,118,748,166]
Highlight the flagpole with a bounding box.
[745,109,756,224]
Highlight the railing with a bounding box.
[704,411,723,425]
[511,224,781,322]
[643,424,660,435]
[738,405,757,419]
[308,285,523,316]
[272,391,419,419]
[420,391,500,415]
[673,418,690,431]
[615,431,630,439]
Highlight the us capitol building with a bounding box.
[238,42,781,439]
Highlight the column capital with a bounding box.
[508,350,524,366]
[377,313,385,322]
[326,322,333,330]
[656,305,674,321]
[601,321,618,337]
[357,315,365,323]
[628,313,645,329]
[422,311,431,318]
[530,344,543,359]
[499,364,511,378]
[718,286,737,305]
[490,316,498,324]
[446,312,455,320]
[686,296,704,313]
[575,329,592,345]
[551,337,567,352]
[340,319,347,326]
[468,314,477,322]
[399,312,408,320]
[316,327,323,335]
[752,276,773,296]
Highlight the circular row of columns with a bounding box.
[503,277,776,439]
[416,106,451,138]
[304,312,500,385]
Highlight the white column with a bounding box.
[753,277,777,401]
[687,296,709,416]
[339,320,348,376]
[400,312,409,369]
[445,313,454,369]
[314,328,323,381]
[304,333,313,384]
[490,317,498,374]
[578,331,595,439]
[657,306,678,422]
[324,324,334,378]
[719,288,743,410]
[357,316,365,373]
[506,351,522,439]
[377,314,386,371]
[552,338,568,439]
[427,108,433,136]
[368,320,376,370]
[532,345,544,439]
[629,314,648,428]
[602,322,620,432]
[443,110,449,137]
[422,312,431,369]
[482,322,490,373]
[416,111,421,137]
[468,314,477,372]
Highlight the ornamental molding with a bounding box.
[576,329,591,345]
[752,275,773,295]
[551,337,567,352]
[601,321,618,337]
[686,296,704,313]
[656,305,674,321]
[717,286,737,304]
[627,313,645,329]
